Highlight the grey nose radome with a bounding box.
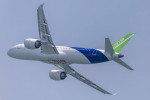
[7,49,13,57]
[118,54,124,58]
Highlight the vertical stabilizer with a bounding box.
[112,33,134,53]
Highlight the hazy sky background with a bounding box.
[1,0,150,100]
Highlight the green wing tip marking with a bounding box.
[112,33,135,53]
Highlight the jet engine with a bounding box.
[24,38,41,49]
[49,70,67,80]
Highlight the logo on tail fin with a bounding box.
[112,33,134,53]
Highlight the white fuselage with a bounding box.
[7,44,110,65]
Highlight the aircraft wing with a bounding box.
[37,4,59,54]
[55,64,112,95]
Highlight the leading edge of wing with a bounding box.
[55,64,112,95]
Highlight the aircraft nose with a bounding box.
[7,48,15,57]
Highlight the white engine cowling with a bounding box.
[24,38,41,49]
[49,70,67,80]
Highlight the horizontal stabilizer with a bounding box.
[113,58,134,70]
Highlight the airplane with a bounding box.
[7,4,135,95]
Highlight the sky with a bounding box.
[0,0,150,100]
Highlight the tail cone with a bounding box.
[118,54,124,58]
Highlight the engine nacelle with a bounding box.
[24,38,41,49]
[49,70,67,80]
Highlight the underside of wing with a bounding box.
[37,4,59,54]
[55,64,112,95]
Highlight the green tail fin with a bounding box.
[112,33,135,53]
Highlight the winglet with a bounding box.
[39,3,44,8]
[113,93,118,95]
[37,3,44,12]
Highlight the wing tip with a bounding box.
[38,3,44,10]
[104,92,117,95]
[40,3,44,7]
[105,92,112,95]
[130,68,134,71]
[112,93,118,95]
[102,90,112,95]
